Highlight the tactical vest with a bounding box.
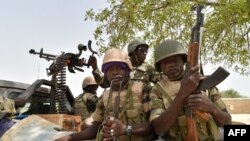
[130,62,159,85]
[74,93,96,121]
[97,81,147,141]
[155,79,222,141]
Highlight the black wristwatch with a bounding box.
[125,125,133,136]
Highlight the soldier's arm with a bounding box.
[211,105,231,126]
[150,87,186,136]
[55,121,101,141]
[88,55,109,88]
[188,93,232,126]
[55,96,105,141]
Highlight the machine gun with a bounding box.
[185,5,230,141]
[29,43,90,114]
[29,44,88,76]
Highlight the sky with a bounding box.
[0,0,249,98]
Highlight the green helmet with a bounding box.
[154,40,187,71]
[127,39,148,54]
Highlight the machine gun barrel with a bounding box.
[29,48,56,61]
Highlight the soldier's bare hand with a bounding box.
[179,65,204,99]
[102,116,126,140]
[88,55,97,70]
[187,93,213,113]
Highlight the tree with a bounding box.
[220,89,247,98]
[85,0,250,75]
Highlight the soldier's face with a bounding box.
[135,45,148,63]
[87,85,98,94]
[106,64,126,89]
[160,55,184,80]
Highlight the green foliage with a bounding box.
[221,89,248,98]
[85,0,250,75]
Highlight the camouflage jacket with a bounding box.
[93,81,149,141]
[0,96,16,120]
[74,92,98,121]
[149,78,227,141]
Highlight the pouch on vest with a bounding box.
[126,109,140,124]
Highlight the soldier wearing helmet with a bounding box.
[149,40,231,141]
[128,38,161,84]
[88,39,161,89]
[74,76,98,130]
[56,48,154,141]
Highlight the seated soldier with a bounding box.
[149,40,231,141]
[74,76,98,130]
[55,48,153,141]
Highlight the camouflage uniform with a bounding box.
[92,39,161,89]
[208,87,227,111]
[74,92,98,121]
[93,81,148,141]
[93,48,152,141]
[149,40,229,141]
[0,96,16,137]
[150,78,227,140]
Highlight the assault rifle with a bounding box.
[185,5,230,141]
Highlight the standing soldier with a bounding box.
[0,96,25,137]
[127,38,160,85]
[55,48,153,141]
[149,40,231,141]
[74,76,98,130]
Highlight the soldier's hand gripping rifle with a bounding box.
[100,76,124,141]
[185,5,230,141]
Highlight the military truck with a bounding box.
[0,79,75,115]
[0,79,82,140]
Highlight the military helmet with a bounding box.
[127,39,149,54]
[154,40,187,71]
[101,48,132,72]
[82,76,97,89]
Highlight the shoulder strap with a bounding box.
[127,81,134,109]
[155,83,173,103]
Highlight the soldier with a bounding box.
[127,38,160,85]
[149,40,231,141]
[88,38,161,89]
[55,48,153,141]
[74,76,98,130]
[88,39,161,116]
[0,95,25,137]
